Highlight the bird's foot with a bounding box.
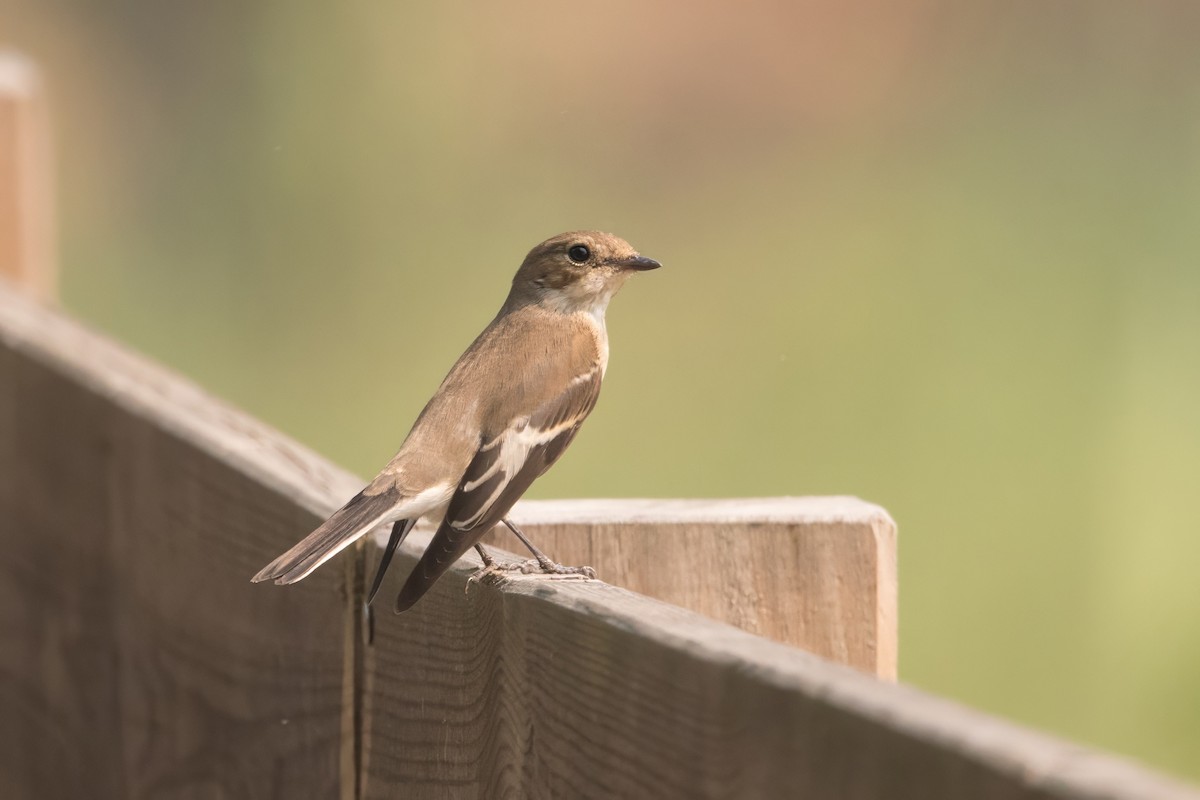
[466,562,509,592]
[466,542,595,592]
[466,543,514,591]
[517,556,597,580]
[497,517,597,580]
[473,557,596,581]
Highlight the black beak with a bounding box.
[615,254,662,271]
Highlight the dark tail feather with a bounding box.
[366,518,416,606]
[252,488,401,585]
[394,520,483,614]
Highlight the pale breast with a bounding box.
[582,308,610,378]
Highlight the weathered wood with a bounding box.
[360,530,1200,800]
[3,283,1199,800]
[0,286,360,798]
[482,497,898,678]
[0,52,55,300]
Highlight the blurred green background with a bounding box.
[4,0,1199,781]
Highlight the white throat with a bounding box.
[540,281,618,319]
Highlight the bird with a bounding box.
[252,231,661,613]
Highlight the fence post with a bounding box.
[481,497,898,679]
[0,51,55,301]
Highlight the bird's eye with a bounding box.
[567,244,590,264]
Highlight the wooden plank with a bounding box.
[0,286,360,798]
[4,283,1198,800]
[361,532,1200,800]
[482,497,898,678]
[0,52,55,300]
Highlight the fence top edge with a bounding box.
[512,496,895,528]
[0,281,360,518]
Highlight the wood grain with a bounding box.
[483,497,898,678]
[360,531,1200,800]
[0,52,55,300]
[4,283,1198,800]
[0,287,360,799]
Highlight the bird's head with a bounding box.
[509,231,661,315]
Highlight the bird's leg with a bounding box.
[501,518,597,579]
[474,543,498,568]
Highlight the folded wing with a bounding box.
[393,367,602,612]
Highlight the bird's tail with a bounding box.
[252,488,402,585]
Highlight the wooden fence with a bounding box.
[2,56,1199,799]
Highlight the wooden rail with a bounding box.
[3,285,1199,799]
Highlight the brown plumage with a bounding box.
[252,231,660,613]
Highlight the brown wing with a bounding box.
[393,368,601,613]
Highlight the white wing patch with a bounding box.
[458,416,580,528]
[446,364,602,533]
